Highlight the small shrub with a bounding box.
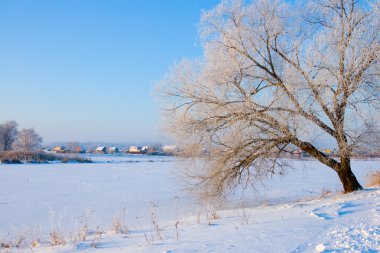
[366,171,380,187]
[90,227,104,248]
[49,229,65,246]
[0,238,11,249]
[14,232,27,248]
[111,206,128,234]
[75,215,89,242]
[59,155,92,163]
[206,205,221,225]
[0,232,26,249]
[207,210,220,225]
[0,151,58,163]
[29,227,41,248]
[31,239,40,248]
[0,151,91,164]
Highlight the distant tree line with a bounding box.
[0,120,43,152]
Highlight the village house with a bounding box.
[128,146,144,154]
[324,149,333,156]
[73,146,86,153]
[291,149,302,159]
[141,146,150,152]
[108,147,119,154]
[52,146,66,153]
[94,146,107,154]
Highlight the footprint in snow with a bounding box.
[335,202,361,217]
[309,206,334,220]
[309,202,360,220]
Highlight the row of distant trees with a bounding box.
[0,120,43,152]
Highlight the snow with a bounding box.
[0,157,379,252]
[315,244,326,252]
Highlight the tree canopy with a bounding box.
[159,0,380,197]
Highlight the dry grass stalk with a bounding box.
[150,202,163,240]
[366,171,380,187]
[0,236,12,249]
[143,232,154,246]
[76,224,88,242]
[174,221,180,241]
[31,239,40,248]
[240,208,249,225]
[30,228,41,247]
[49,229,65,246]
[111,206,128,234]
[206,205,221,225]
[196,211,201,224]
[73,214,89,242]
[260,200,270,207]
[173,196,181,240]
[90,227,104,248]
[13,232,27,248]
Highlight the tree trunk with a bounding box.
[337,162,362,193]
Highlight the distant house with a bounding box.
[52,146,66,153]
[74,146,86,153]
[108,147,119,154]
[141,146,152,154]
[324,149,333,156]
[292,149,302,158]
[129,146,143,154]
[94,146,107,154]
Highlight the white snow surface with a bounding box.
[0,156,379,253]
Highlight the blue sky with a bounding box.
[0,0,219,143]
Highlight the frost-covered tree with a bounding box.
[13,128,43,151]
[159,0,380,196]
[0,121,18,151]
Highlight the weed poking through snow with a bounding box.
[111,205,129,234]
[150,202,163,240]
[173,196,181,240]
[90,226,104,248]
[207,204,221,225]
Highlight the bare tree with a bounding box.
[0,121,18,151]
[158,0,380,196]
[13,128,43,151]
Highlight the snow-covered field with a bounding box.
[0,156,379,253]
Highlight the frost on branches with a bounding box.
[159,0,380,197]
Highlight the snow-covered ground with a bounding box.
[0,156,379,252]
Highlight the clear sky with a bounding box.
[0,0,219,143]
